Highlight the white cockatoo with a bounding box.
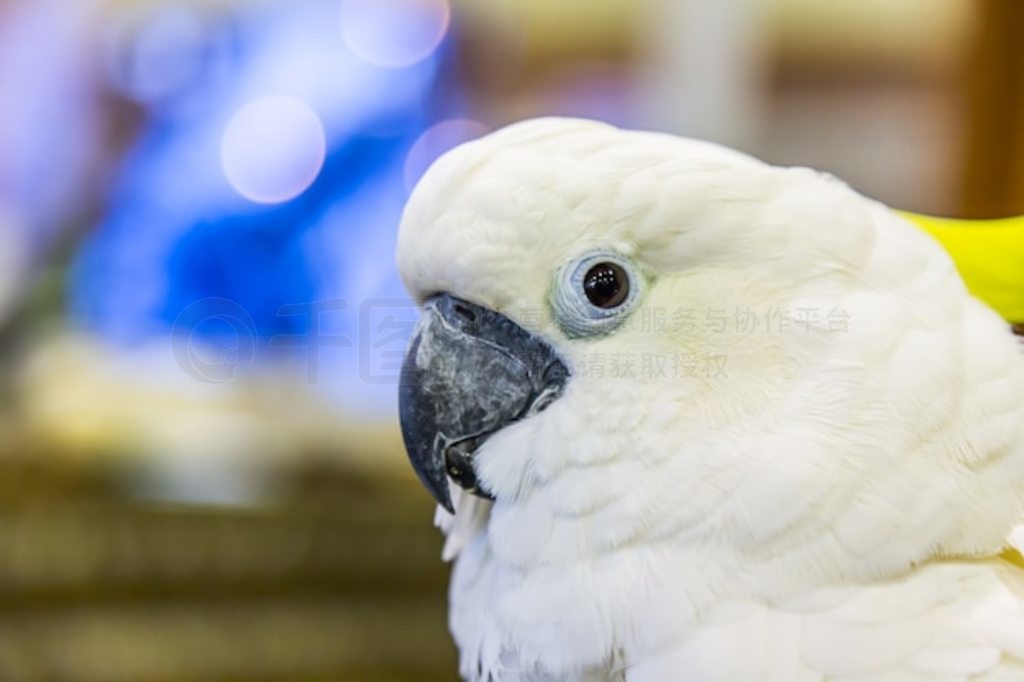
[396,118,1024,682]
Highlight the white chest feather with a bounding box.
[448,532,1024,682]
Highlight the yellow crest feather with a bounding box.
[898,212,1024,324]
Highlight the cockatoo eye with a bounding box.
[583,262,629,308]
[551,251,644,338]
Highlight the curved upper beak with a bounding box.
[398,294,569,512]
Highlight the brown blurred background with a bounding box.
[0,0,1021,680]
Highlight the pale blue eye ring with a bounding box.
[550,250,644,338]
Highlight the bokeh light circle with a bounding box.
[340,0,451,69]
[220,96,326,205]
[404,118,489,191]
[104,4,207,103]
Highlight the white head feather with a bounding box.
[397,117,1024,677]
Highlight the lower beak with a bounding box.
[398,294,569,512]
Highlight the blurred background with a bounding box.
[0,0,1022,679]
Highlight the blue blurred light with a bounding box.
[72,0,466,414]
[404,118,489,191]
[340,0,450,69]
[221,96,327,204]
[0,0,101,253]
[103,4,209,104]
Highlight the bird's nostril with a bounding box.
[454,304,477,324]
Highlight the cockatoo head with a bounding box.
[397,118,1021,574]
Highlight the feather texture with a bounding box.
[397,118,1024,681]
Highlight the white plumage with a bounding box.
[397,118,1024,681]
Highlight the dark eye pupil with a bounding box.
[583,262,629,309]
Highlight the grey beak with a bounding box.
[398,294,569,512]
